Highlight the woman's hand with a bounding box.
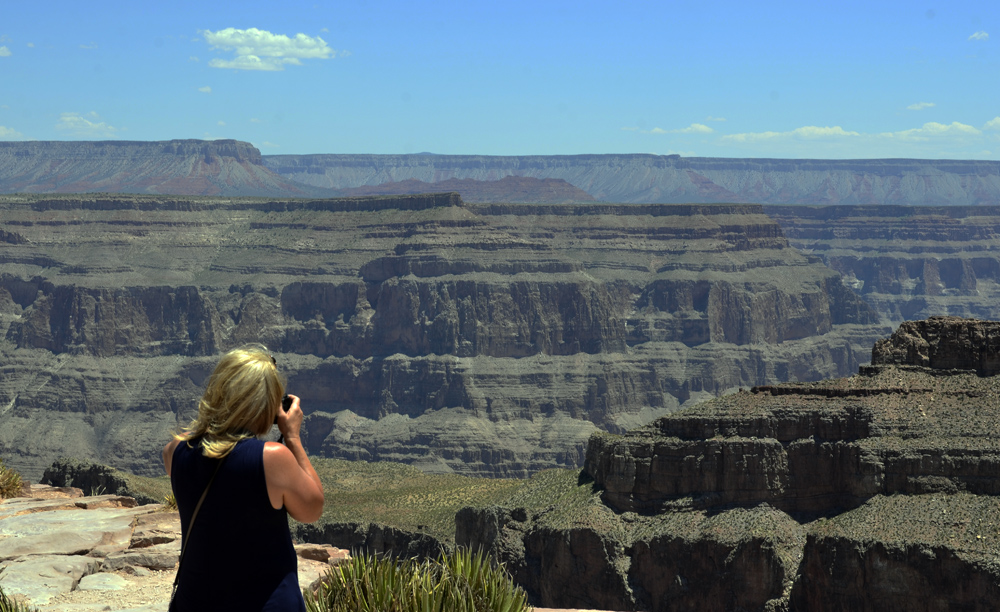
[275,394,304,441]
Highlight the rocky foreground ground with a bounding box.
[0,484,347,611]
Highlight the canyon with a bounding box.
[0,192,884,482]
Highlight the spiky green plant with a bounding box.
[305,548,529,612]
[0,458,23,499]
[162,492,178,511]
[0,585,38,612]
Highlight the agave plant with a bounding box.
[0,585,39,612]
[0,458,23,499]
[306,548,529,612]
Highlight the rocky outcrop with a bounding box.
[765,205,1000,327]
[871,315,1000,374]
[457,317,1000,610]
[293,521,447,561]
[0,140,330,197]
[0,193,886,481]
[264,153,1000,205]
[40,459,165,505]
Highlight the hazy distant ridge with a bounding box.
[265,153,1000,205]
[1,140,998,205]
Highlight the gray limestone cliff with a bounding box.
[765,205,1000,330]
[0,193,885,481]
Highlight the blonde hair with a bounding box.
[176,344,285,459]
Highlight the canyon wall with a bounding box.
[766,205,1000,326]
[0,193,885,481]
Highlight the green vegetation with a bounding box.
[299,458,607,544]
[0,585,38,612]
[308,458,527,543]
[0,458,23,499]
[305,548,529,612]
[162,492,178,511]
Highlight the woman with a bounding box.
[163,345,324,611]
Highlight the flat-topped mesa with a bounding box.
[585,316,1000,516]
[0,139,321,197]
[871,315,1000,375]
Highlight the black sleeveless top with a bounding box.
[171,437,306,612]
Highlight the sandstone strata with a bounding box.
[765,205,1000,327]
[459,317,1000,610]
[0,193,885,480]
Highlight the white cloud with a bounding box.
[881,121,980,141]
[55,112,119,137]
[261,141,279,148]
[647,123,714,135]
[705,116,727,122]
[250,117,262,123]
[985,117,1000,130]
[969,31,989,41]
[217,120,226,126]
[907,102,935,111]
[189,56,200,62]
[620,126,639,132]
[26,42,34,48]
[676,123,714,134]
[0,126,24,140]
[198,86,212,93]
[79,43,97,50]
[201,27,336,71]
[0,46,11,57]
[723,125,860,142]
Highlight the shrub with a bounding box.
[0,458,23,499]
[306,548,529,612]
[0,585,38,612]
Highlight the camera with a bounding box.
[274,394,293,424]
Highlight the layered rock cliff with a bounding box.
[0,193,885,481]
[265,153,1000,205]
[0,140,328,197]
[766,205,1000,326]
[457,317,1000,610]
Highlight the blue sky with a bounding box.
[0,0,997,159]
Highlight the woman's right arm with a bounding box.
[263,395,325,522]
